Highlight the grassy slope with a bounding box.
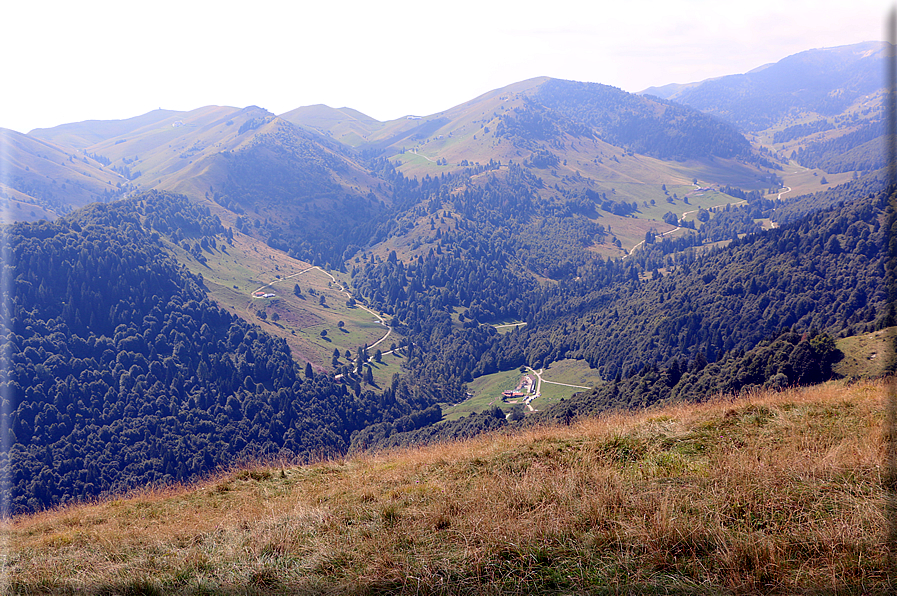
[169,230,398,373]
[76,107,388,210]
[5,379,889,594]
[529,359,602,410]
[444,369,523,421]
[363,350,407,390]
[84,105,245,192]
[28,109,182,149]
[0,193,58,223]
[776,163,857,199]
[278,105,382,146]
[0,128,124,215]
[834,327,896,379]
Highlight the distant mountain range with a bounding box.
[4,42,885,229]
[641,41,888,131]
[283,76,750,161]
[2,74,769,223]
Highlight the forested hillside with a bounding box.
[2,49,889,517]
[532,79,750,159]
[1,192,440,513]
[352,169,885,395]
[497,188,885,378]
[791,119,886,173]
[771,174,884,225]
[348,180,887,451]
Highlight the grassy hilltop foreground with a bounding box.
[3,379,892,594]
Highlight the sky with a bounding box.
[0,0,890,134]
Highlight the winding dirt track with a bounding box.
[624,197,750,260]
[246,266,392,350]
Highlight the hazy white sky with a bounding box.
[1,0,889,134]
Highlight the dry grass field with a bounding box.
[3,379,893,594]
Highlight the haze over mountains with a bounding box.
[641,40,886,131]
[0,41,891,517]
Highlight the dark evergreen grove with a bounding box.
[0,193,438,514]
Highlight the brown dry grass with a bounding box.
[2,380,894,594]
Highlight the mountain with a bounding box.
[1,48,890,517]
[28,109,180,149]
[278,76,775,262]
[278,104,382,146]
[8,76,781,270]
[2,106,252,219]
[0,128,124,220]
[641,41,889,132]
[530,78,751,159]
[199,114,392,268]
[23,104,394,267]
[8,45,877,229]
[642,41,889,185]
[285,76,761,181]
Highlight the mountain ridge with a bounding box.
[639,40,889,132]
[28,108,184,149]
[0,127,125,219]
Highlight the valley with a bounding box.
[0,40,893,592]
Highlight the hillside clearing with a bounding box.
[170,231,397,372]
